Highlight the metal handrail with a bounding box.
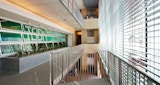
[107,51,160,85]
[50,45,84,85]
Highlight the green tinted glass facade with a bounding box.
[23,34,29,41]
[33,28,37,33]
[32,35,37,41]
[1,21,22,31]
[1,45,14,54]
[1,32,22,41]
[38,36,42,41]
[0,19,67,57]
[47,36,53,41]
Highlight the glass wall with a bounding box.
[0,19,68,58]
[99,0,160,83]
[1,32,22,41]
[1,20,22,31]
[1,45,21,55]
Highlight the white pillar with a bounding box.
[67,34,73,47]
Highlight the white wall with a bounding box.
[67,34,73,47]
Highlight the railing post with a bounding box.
[147,79,153,85]
[50,53,53,85]
[119,59,122,85]
[62,51,64,82]
[104,51,107,66]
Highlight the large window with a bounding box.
[1,45,14,54]
[23,25,37,33]
[0,19,68,57]
[1,20,22,31]
[106,0,160,82]
[1,45,21,55]
[1,32,22,41]
[146,0,160,79]
[47,36,53,41]
[23,44,33,53]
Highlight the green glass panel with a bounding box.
[24,25,37,33]
[61,33,63,37]
[30,28,32,32]
[12,44,21,52]
[24,27,29,32]
[59,38,61,42]
[1,20,22,31]
[32,35,36,40]
[29,35,32,41]
[33,28,37,33]
[47,36,53,41]
[23,44,33,52]
[24,34,28,38]
[30,35,36,41]
[38,36,42,41]
[1,32,22,41]
[53,31,58,36]
[61,38,65,42]
[59,38,65,42]
[59,33,63,37]
[43,36,47,41]
[38,29,42,34]
[23,34,29,41]
[62,34,66,37]
[1,45,14,54]
[54,37,59,42]
[42,29,46,34]
[46,30,53,35]
[24,25,31,32]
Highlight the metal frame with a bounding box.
[0,18,67,57]
[49,45,108,85]
[108,51,160,85]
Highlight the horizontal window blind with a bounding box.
[109,0,160,83]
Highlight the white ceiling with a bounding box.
[6,0,83,31]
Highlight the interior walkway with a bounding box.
[0,61,50,85]
[58,78,110,85]
[0,61,110,85]
[63,72,100,83]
